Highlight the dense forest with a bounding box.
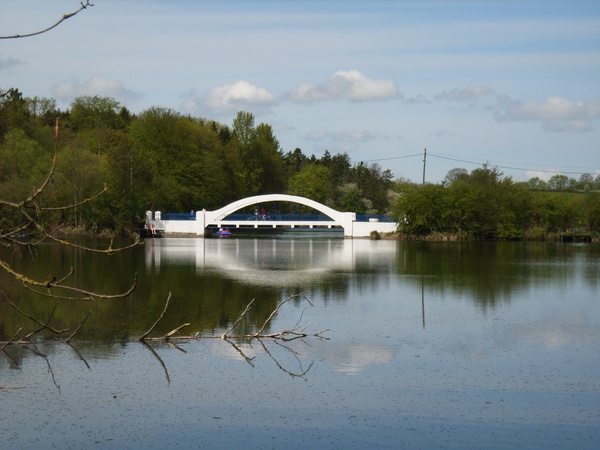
[393,166,599,240]
[1,88,599,239]
[0,88,393,232]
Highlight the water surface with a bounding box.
[1,238,598,448]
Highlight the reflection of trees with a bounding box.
[1,293,326,387]
[395,242,586,307]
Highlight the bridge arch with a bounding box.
[202,194,356,236]
[207,194,350,224]
[148,194,397,237]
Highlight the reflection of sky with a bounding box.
[145,238,600,378]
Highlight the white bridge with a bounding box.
[147,194,397,238]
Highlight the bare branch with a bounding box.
[254,293,307,336]
[0,2,94,40]
[140,341,171,384]
[162,323,191,339]
[65,310,92,343]
[4,294,68,336]
[67,342,91,369]
[221,299,255,339]
[256,338,313,379]
[222,338,255,366]
[1,327,23,351]
[3,261,138,300]
[139,292,172,341]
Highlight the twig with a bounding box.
[1,327,23,351]
[25,345,60,391]
[67,342,91,370]
[10,267,138,301]
[162,323,191,339]
[166,341,187,353]
[5,297,67,337]
[0,1,94,40]
[222,338,255,366]
[65,310,92,343]
[221,299,254,339]
[140,341,170,384]
[256,338,313,379]
[139,292,171,341]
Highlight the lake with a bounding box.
[1,237,599,449]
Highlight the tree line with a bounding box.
[393,166,600,239]
[0,89,393,234]
[1,88,598,239]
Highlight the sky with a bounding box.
[1,0,599,184]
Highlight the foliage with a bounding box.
[392,166,597,239]
[288,164,331,205]
[1,88,596,237]
[0,89,399,233]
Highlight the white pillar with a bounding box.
[196,209,206,236]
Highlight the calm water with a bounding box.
[1,237,599,449]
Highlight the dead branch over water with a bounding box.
[1,291,328,383]
[138,292,329,343]
[1,291,328,347]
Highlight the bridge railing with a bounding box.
[161,212,395,223]
[161,213,196,220]
[222,213,334,222]
[356,214,395,223]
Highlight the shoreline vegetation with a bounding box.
[384,232,598,243]
[50,226,598,243]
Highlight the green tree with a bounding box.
[353,162,393,214]
[578,173,594,191]
[288,164,331,205]
[583,193,600,232]
[69,95,128,155]
[444,167,468,185]
[128,107,231,214]
[336,183,366,213]
[527,177,547,191]
[254,123,287,194]
[283,148,309,178]
[231,111,261,196]
[0,129,50,203]
[53,143,107,228]
[547,174,576,191]
[393,183,448,234]
[532,193,580,233]
[0,88,30,140]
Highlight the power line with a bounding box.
[428,153,594,176]
[362,153,422,162]
[361,151,596,176]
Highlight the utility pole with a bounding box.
[422,148,427,185]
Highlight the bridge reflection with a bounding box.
[145,237,398,286]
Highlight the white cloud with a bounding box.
[288,70,399,103]
[495,95,600,132]
[53,76,143,105]
[202,80,276,113]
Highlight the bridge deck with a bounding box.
[212,219,342,230]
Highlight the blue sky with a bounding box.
[1,0,599,183]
